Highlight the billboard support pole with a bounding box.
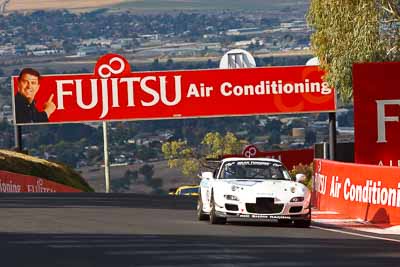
[14,125,22,152]
[323,142,328,159]
[102,121,110,193]
[328,112,337,160]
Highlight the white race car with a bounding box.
[197,157,311,227]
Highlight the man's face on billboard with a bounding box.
[18,73,40,103]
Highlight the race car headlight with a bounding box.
[224,194,239,201]
[290,197,304,202]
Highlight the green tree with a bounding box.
[269,129,281,146]
[265,119,282,134]
[62,39,77,53]
[202,132,244,159]
[307,0,400,103]
[136,145,158,161]
[124,169,138,181]
[12,69,20,76]
[0,119,11,131]
[166,58,174,69]
[147,178,164,194]
[139,164,154,184]
[161,139,199,177]
[290,163,314,189]
[111,170,138,192]
[206,59,215,69]
[151,58,163,71]
[162,132,247,177]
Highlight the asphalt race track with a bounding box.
[0,193,399,267]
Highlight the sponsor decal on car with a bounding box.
[238,214,291,219]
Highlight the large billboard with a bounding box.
[12,54,336,125]
[353,62,400,166]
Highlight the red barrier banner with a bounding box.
[313,159,400,224]
[12,54,335,125]
[0,170,81,192]
[353,62,400,166]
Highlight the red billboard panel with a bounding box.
[353,62,400,166]
[12,54,335,125]
[313,159,400,224]
[0,170,81,192]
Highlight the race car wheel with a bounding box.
[294,205,311,228]
[209,194,226,225]
[278,219,292,225]
[197,193,209,221]
[294,219,311,228]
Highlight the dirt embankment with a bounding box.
[0,149,94,192]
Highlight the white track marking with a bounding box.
[312,211,339,215]
[312,219,364,223]
[348,226,400,235]
[312,225,400,243]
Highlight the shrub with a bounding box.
[289,163,313,190]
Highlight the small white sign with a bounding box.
[219,49,256,69]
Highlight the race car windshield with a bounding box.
[219,161,291,180]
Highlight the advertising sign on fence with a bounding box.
[354,62,400,166]
[12,54,336,125]
[313,159,400,224]
[0,170,81,193]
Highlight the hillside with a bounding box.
[80,160,197,194]
[0,149,94,192]
[4,0,309,13]
[4,0,125,12]
[113,0,309,12]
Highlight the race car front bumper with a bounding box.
[216,210,311,221]
[223,213,311,221]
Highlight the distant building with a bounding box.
[31,49,65,56]
[226,27,262,36]
[138,34,159,41]
[110,42,122,50]
[77,46,108,57]
[15,47,26,56]
[1,105,12,122]
[0,44,15,55]
[25,44,48,51]
[81,38,112,47]
[232,40,252,48]
[292,128,305,138]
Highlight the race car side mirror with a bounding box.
[295,173,306,183]
[201,171,214,180]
